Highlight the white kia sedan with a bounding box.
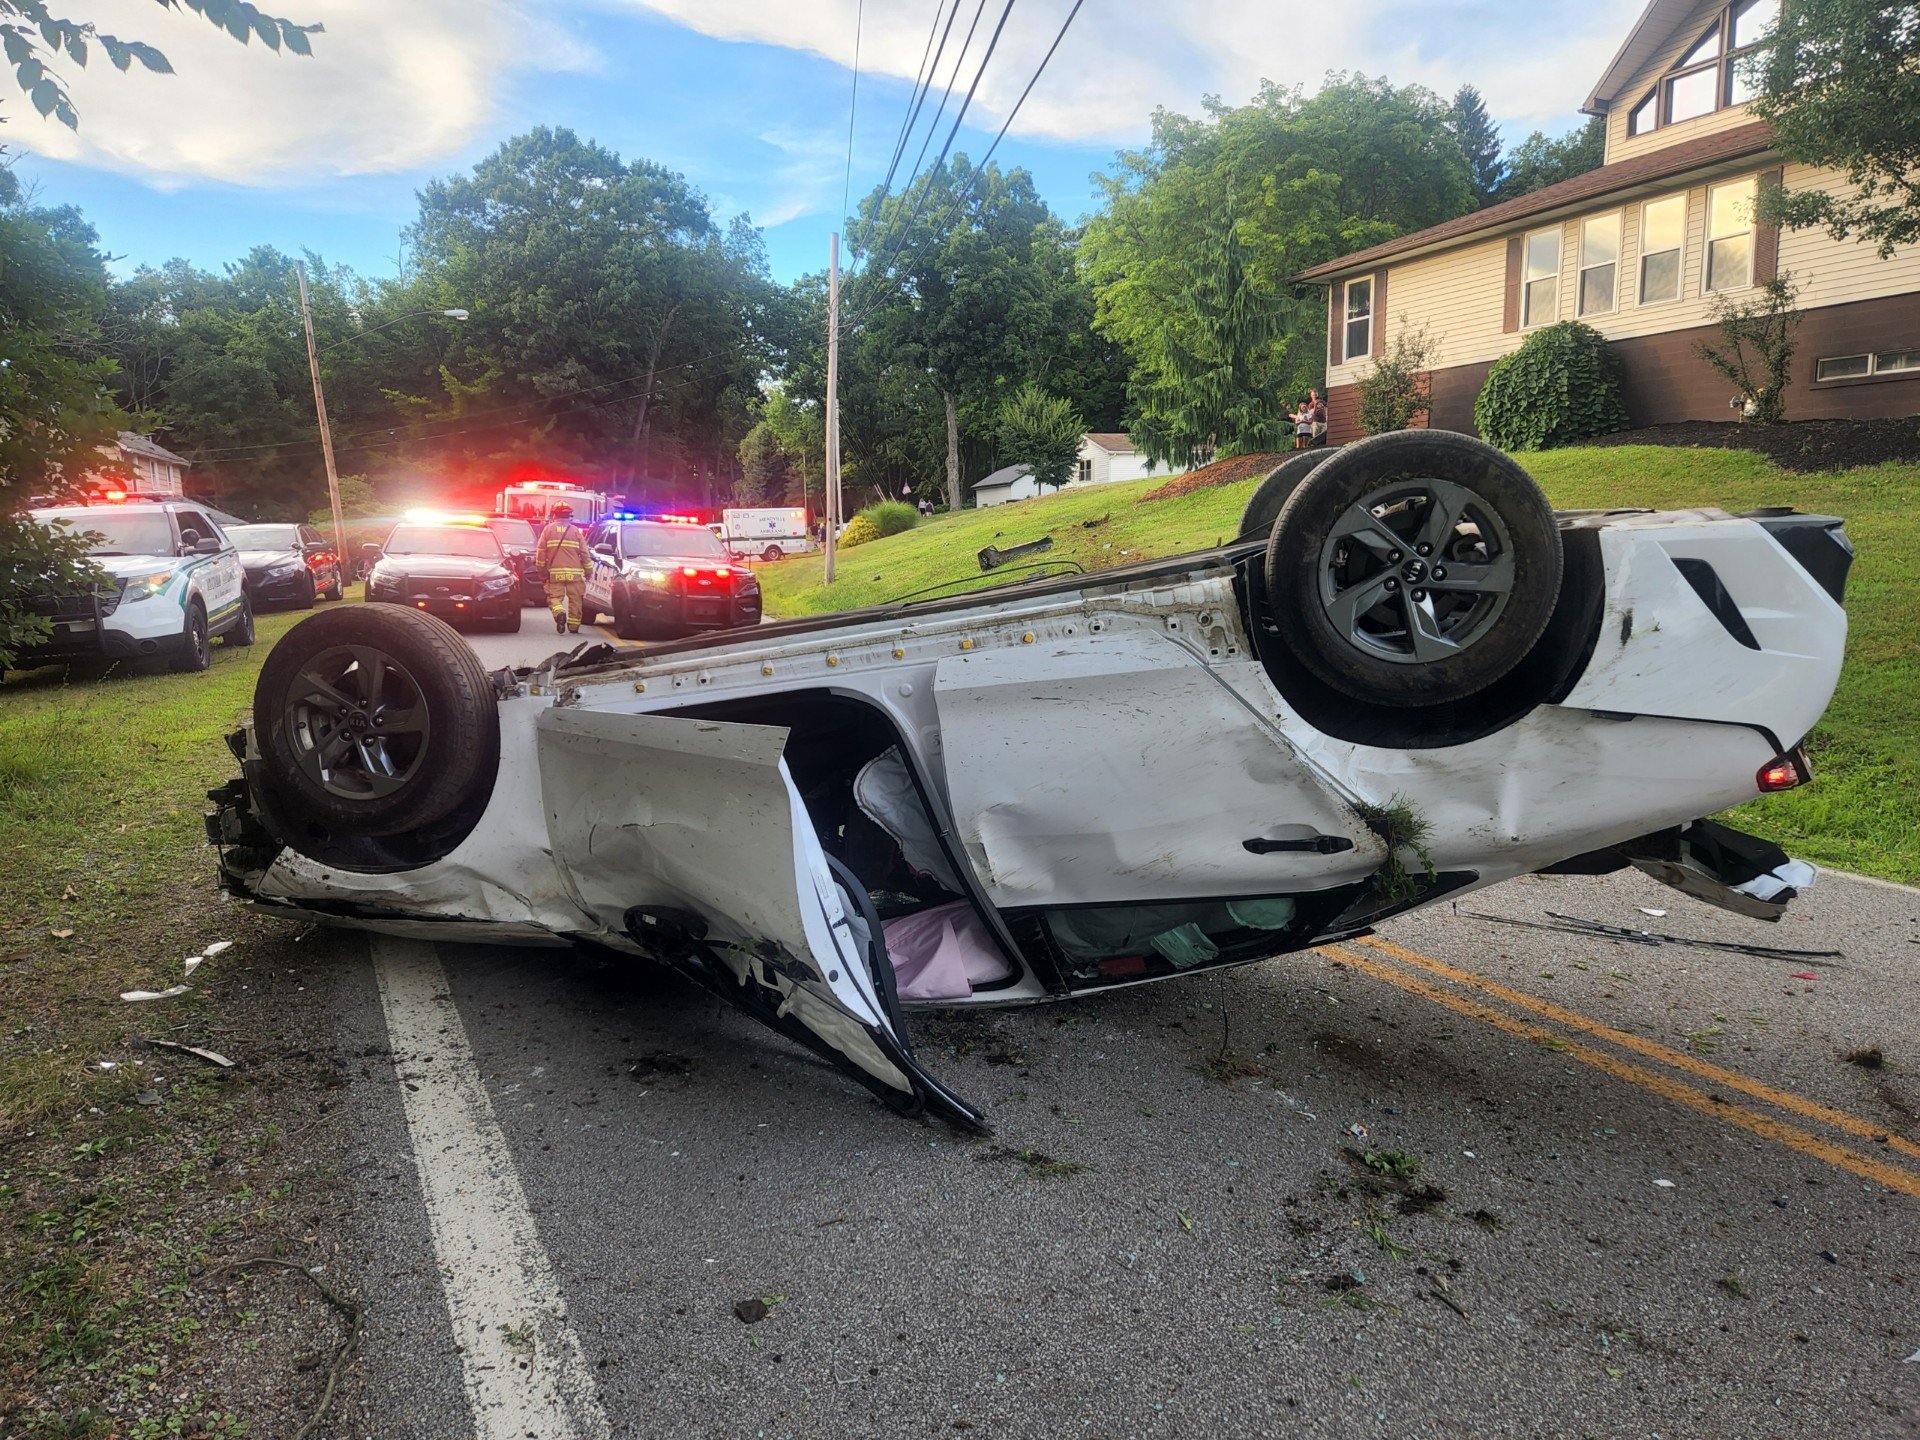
[207,433,1849,1130]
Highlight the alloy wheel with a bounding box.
[283,644,432,801]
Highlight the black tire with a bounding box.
[1264,430,1562,707]
[298,572,317,610]
[1238,449,1340,541]
[254,605,500,837]
[488,608,522,634]
[322,573,343,602]
[224,594,257,647]
[761,545,783,563]
[170,600,211,673]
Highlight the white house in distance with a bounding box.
[973,432,1187,508]
[96,431,191,495]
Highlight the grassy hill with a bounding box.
[759,446,1917,883]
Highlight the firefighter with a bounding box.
[535,502,590,634]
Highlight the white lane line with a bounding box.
[371,936,611,1440]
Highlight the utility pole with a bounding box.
[823,230,841,585]
[296,261,349,573]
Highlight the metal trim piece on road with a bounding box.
[371,935,612,1440]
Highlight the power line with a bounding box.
[846,0,1021,316]
[847,0,1085,330]
[879,0,963,200]
[840,0,865,223]
[898,0,990,205]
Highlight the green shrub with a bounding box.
[1357,324,1436,435]
[1474,321,1628,451]
[856,500,919,538]
[838,514,882,548]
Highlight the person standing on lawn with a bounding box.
[536,503,590,634]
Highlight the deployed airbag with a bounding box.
[882,901,1014,1001]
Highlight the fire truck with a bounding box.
[494,480,611,526]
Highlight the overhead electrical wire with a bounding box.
[878,0,964,201]
[840,0,865,223]
[846,0,1086,330]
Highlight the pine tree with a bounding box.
[1450,85,1505,208]
[1128,200,1288,469]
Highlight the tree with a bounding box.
[1498,116,1605,199]
[1695,277,1803,424]
[1449,85,1505,207]
[847,157,1062,510]
[761,388,824,508]
[2,0,318,128]
[735,421,786,505]
[1356,325,1435,434]
[1082,74,1473,464]
[1126,200,1289,467]
[1750,0,1920,255]
[994,384,1083,493]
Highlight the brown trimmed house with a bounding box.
[1299,0,1920,445]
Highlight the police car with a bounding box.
[24,499,253,671]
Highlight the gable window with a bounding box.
[1638,194,1686,304]
[1706,177,1756,292]
[1344,277,1373,360]
[1522,228,1560,327]
[1628,0,1778,135]
[1578,213,1621,316]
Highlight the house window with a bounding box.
[1875,349,1920,374]
[1521,228,1560,327]
[1638,195,1686,304]
[1706,177,1756,292]
[1344,278,1373,360]
[1815,355,1871,381]
[1630,0,1777,134]
[1076,459,1093,485]
[1578,213,1621,316]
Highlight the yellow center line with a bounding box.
[1322,943,1920,1200]
[1352,934,1920,1165]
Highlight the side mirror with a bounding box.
[593,543,617,557]
[360,543,382,561]
[194,536,222,555]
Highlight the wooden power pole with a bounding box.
[823,231,842,585]
[296,261,349,573]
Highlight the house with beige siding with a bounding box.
[1299,0,1920,444]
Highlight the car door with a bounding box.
[584,524,617,614]
[536,706,984,1130]
[931,632,1385,908]
[174,506,246,627]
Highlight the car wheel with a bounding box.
[1264,430,1562,707]
[613,601,648,641]
[490,608,522,634]
[170,600,212,673]
[253,605,500,837]
[1238,449,1340,542]
[224,594,257,647]
[294,572,314,609]
[762,545,783,563]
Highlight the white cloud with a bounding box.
[620,0,1642,142]
[9,0,596,186]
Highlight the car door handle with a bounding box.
[1243,834,1356,855]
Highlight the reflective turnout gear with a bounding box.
[537,519,590,632]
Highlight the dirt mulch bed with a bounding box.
[1142,451,1289,502]
[1588,417,1920,472]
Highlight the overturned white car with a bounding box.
[207,434,1850,1130]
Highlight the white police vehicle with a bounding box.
[24,500,253,672]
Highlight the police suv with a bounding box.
[23,500,252,672]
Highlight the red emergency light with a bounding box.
[1757,747,1812,793]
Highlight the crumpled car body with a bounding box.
[210,503,1849,1130]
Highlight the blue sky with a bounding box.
[6,0,1633,287]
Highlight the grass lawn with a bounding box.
[0,603,351,1437]
[761,446,1917,884]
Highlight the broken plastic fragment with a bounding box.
[201,940,233,957]
[1638,907,1668,918]
[51,929,75,940]
[184,957,203,978]
[1653,1178,1676,1189]
[120,986,189,1002]
[1345,1123,1370,1143]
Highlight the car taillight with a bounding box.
[1757,746,1812,792]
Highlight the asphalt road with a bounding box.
[295,865,1920,1439]
[456,599,644,671]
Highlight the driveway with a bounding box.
[290,867,1920,1438]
